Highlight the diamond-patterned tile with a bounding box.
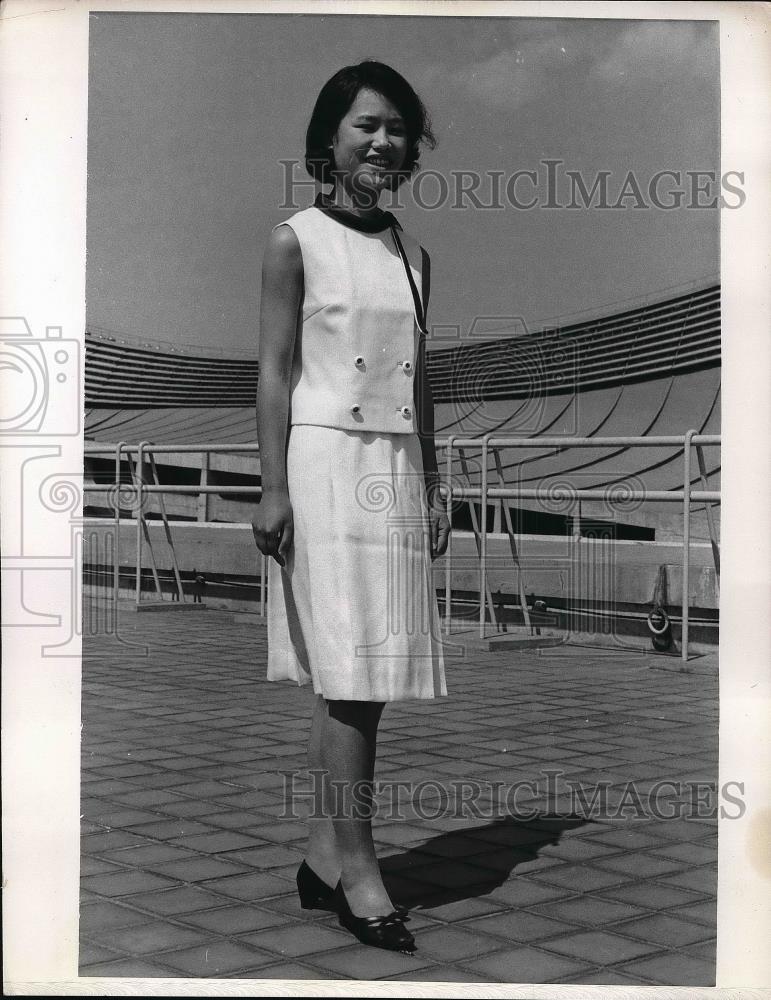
[80,870,176,897]
[121,885,227,915]
[80,957,181,977]
[78,941,125,966]
[541,929,662,964]
[463,946,591,983]
[409,924,504,962]
[619,951,715,986]
[180,904,293,934]
[147,856,250,882]
[307,943,435,980]
[79,900,149,932]
[530,895,646,927]
[656,867,717,894]
[80,601,717,983]
[469,908,579,943]
[88,920,209,955]
[613,912,716,948]
[198,871,291,900]
[670,899,717,926]
[159,940,277,976]
[240,922,352,957]
[252,961,336,979]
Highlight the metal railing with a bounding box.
[84,442,268,616]
[84,431,720,661]
[439,432,720,660]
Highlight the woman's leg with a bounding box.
[304,694,340,887]
[323,698,393,917]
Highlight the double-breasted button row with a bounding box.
[350,356,413,418]
[349,403,412,418]
[353,356,412,373]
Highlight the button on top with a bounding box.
[400,405,412,418]
[401,360,413,373]
[350,404,361,414]
[354,356,364,367]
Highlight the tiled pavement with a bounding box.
[80,599,718,984]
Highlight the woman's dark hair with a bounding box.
[305,61,436,190]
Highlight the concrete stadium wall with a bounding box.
[82,519,718,613]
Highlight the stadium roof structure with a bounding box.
[85,281,720,499]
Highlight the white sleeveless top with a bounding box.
[273,204,425,434]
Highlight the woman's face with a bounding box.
[330,87,409,201]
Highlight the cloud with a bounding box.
[423,32,586,112]
[422,20,717,112]
[593,20,717,82]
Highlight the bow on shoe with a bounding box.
[334,882,417,953]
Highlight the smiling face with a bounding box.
[330,87,409,203]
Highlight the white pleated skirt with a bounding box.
[267,424,447,702]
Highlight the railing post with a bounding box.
[682,429,696,661]
[134,441,164,606]
[147,450,186,602]
[197,450,210,522]
[458,446,498,632]
[135,442,148,608]
[492,445,532,633]
[695,440,720,591]
[479,434,492,639]
[444,436,456,634]
[573,499,582,543]
[114,441,126,607]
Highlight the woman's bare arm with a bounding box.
[413,249,450,560]
[414,331,440,503]
[253,224,303,563]
[415,332,450,560]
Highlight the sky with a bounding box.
[86,12,720,355]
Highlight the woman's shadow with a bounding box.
[379,815,590,909]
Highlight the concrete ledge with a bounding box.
[134,601,209,613]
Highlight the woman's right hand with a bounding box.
[252,489,294,567]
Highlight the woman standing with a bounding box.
[253,61,450,954]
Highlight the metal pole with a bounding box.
[682,429,696,661]
[444,436,456,634]
[696,443,720,591]
[260,551,267,617]
[572,497,583,638]
[114,441,126,607]
[492,447,532,633]
[135,441,147,607]
[148,450,186,602]
[479,434,491,639]
[457,447,498,631]
[197,450,210,522]
[135,445,163,600]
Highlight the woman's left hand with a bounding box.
[428,503,451,561]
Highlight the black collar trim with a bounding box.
[313,191,401,233]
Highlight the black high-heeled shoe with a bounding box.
[296,860,336,910]
[334,881,416,953]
